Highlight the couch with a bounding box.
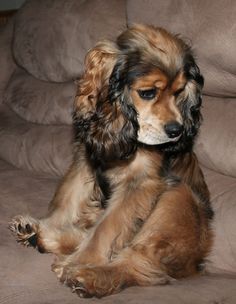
[0,0,236,303]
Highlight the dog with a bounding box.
[10,24,213,298]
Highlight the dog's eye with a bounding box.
[137,88,157,100]
[174,86,185,97]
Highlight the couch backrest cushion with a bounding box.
[195,96,236,178]
[4,68,76,125]
[0,104,73,177]
[127,0,236,98]
[0,19,16,103]
[13,0,126,82]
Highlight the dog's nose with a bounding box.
[164,122,183,138]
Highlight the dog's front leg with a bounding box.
[57,170,166,287]
[9,147,104,255]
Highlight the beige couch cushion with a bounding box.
[13,0,126,82]
[4,68,76,125]
[0,105,73,177]
[203,167,236,273]
[127,0,236,98]
[0,19,16,103]
[195,96,236,178]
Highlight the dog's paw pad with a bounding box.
[9,215,39,247]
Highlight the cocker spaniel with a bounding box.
[10,24,213,298]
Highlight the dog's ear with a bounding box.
[73,43,139,166]
[74,41,118,119]
[179,56,204,140]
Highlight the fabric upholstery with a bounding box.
[4,67,76,125]
[127,0,236,97]
[196,95,236,178]
[203,167,236,273]
[0,104,73,177]
[0,19,16,103]
[13,0,127,82]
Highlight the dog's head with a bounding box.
[74,24,204,164]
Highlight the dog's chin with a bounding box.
[138,131,182,146]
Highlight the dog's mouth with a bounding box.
[137,126,182,145]
[137,115,184,146]
[138,121,182,145]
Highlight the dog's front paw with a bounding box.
[9,215,39,248]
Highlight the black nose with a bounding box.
[164,122,183,138]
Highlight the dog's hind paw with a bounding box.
[9,215,39,248]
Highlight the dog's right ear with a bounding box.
[73,41,119,151]
[73,41,139,165]
[74,41,119,120]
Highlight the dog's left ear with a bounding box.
[180,56,204,139]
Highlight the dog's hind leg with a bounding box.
[61,183,212,298]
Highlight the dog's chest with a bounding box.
[95,149,163,208]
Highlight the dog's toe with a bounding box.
[9,215,39,247]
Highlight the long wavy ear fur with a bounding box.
[161,53,204,154]
[73,41,139,166]
[73,41,118,121]
[182,55,204,136]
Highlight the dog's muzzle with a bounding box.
[138,120,183,145]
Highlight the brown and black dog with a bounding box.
[10,24,213,298]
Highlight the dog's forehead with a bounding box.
[131,69,187,93]
[118,24,187,77]
[131,69,168,89]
